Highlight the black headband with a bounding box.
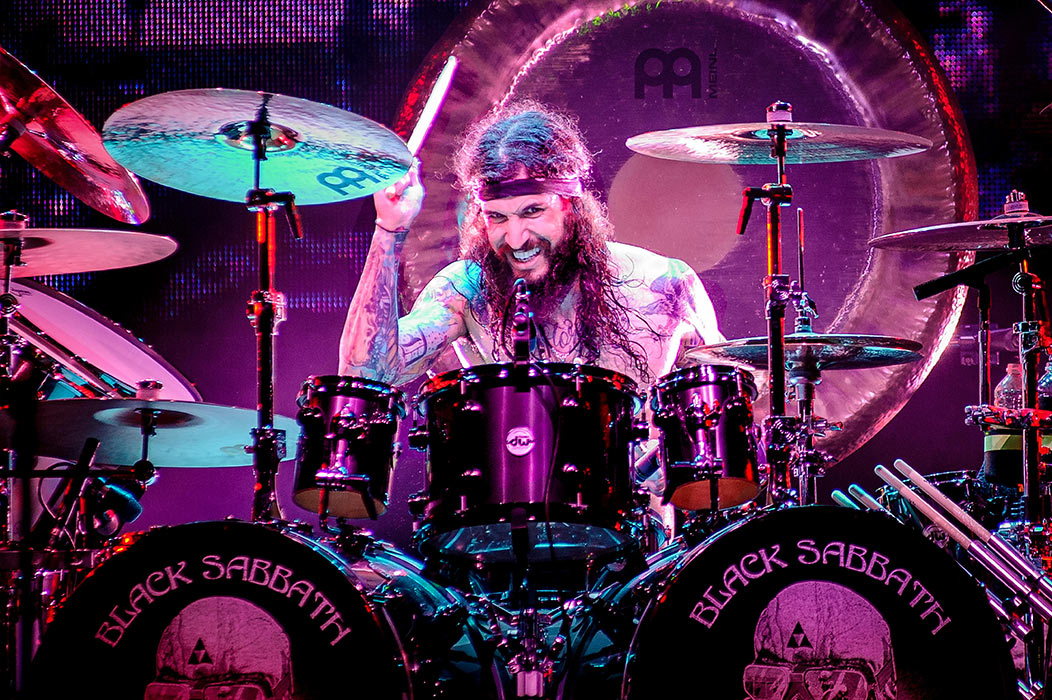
[478,176,583,201]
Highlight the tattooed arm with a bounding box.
[338,162,462,385]
[668,258,725,367]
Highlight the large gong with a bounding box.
[395,0,976,463]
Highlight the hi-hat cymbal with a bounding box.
[19,399,298,468]
[0,46,150,223]
[626,122,932,164]
[102,88,412,204]
[695,333,923,372]
[869,213,1052,251]
[0,227,176,277]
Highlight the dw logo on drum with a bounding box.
[505,427,535,456]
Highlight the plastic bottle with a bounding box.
[983,363,1023,486]
[993,363,1023,409]
[1037,359,1052,411]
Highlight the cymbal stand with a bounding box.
[0,212,35,695]
[1007,206,1049,525]
[785,209,838,505]
[915,191,1050,522]
[738,101,797,503]
[914,191,1050,692]
[242,97,303,522]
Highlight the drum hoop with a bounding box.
[417,361,641,402]
[301,375,407,417]
[654,364,758,399]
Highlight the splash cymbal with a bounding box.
[626,121,932,164]
[0,46,150,223]
[102,88,412,204]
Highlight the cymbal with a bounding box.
[626,122,932,164]
[695,333,923,372]
[20,399,298,468]
[0,46,150,224]
[869,213,1052,251]
[102,88,412,205]
[0,227,176,277]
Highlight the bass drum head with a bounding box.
[623,507,1015,699]
[29,521,411,699]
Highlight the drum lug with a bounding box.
[561,395,580,409]
[407,425,429,451]
[455,399,483,413]
[407,490,430,517]
[631,418,651,442]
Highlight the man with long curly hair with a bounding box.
[339,101,723,387]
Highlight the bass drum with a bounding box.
[567,506,1015,700]
[29,521,492,699]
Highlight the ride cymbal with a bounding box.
[102,88,412,204]
[626,121,932,164]
[869,213,1052,251]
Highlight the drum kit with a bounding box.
[0,41,1044,700]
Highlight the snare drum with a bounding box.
[568,506,1016,699]
[652,364,760,510]
[29,521,492,699]
[412,362,643,562]
[293,376,405,519]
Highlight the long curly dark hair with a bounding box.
[453,101,653,381]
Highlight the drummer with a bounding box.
[338,100,724,388]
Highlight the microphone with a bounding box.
[83,477,144,538]
[512,278,532,365]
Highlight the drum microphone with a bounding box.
[512,278,533,365]
[82,476,144,538]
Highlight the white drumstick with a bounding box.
[406,55,458,157]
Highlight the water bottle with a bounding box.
[983,363,1023,486]
[1038,360,1052,411]
[1038,359,1052,457]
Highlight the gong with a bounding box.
[394,0,976,463]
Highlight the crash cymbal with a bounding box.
[22,399,298,468]
[626,122,932,164]
[695,333,923,371]
[0,227,175,277]
[0,46,150,223]
[102,88,412,204]
[869,213,1052,251]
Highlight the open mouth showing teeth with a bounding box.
[511,248,541,262]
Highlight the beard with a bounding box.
[481,234,581,323]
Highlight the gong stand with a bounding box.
[242,98,303,522]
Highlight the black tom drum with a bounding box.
[293,375,405,519]
[412,362,643,562]
[651,364,760,510]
